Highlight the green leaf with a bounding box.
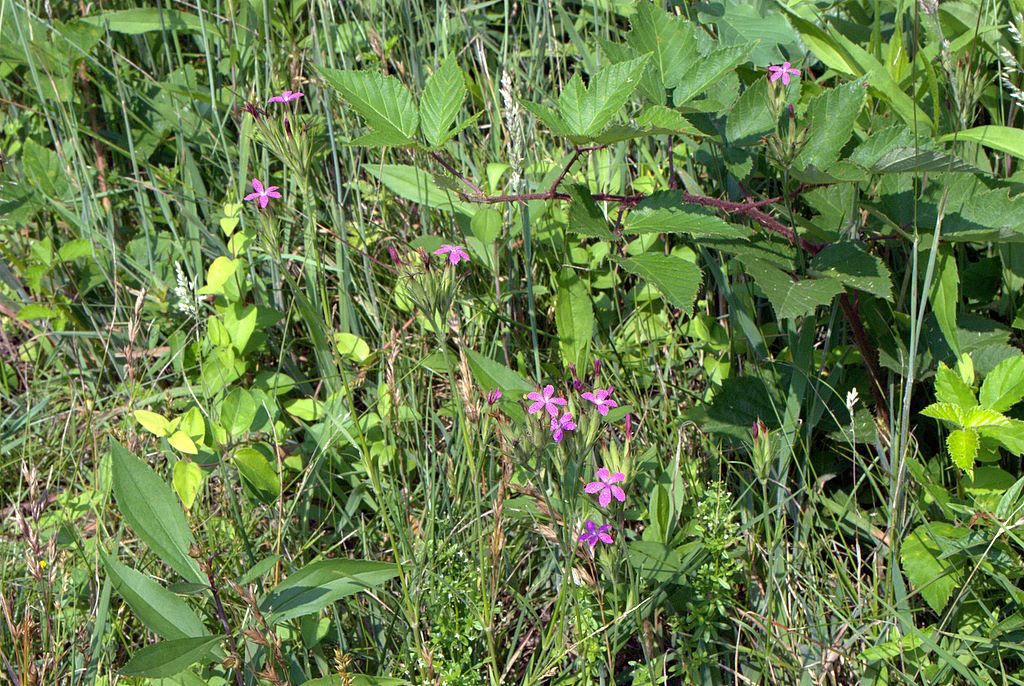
[365,164,476,217]
[623,192,748,239]
[335,332,372,363]
[419,56,466,148]
[947,428,980,475]
[261,559,399,623]
[809,242,892,300]
[934,363,977,408]
[633,106,699,136]
[134,410,171,438]
[617,254,703,315]
[109,440,203,583]
[921,402,965,425]
[940,126,1024,160]
[565,185,614,239]
[465,350,534,396]
[119,636,223,678]
[980,419,1024,456]
[869,148,975,174]
[961,407,1010,429]
[930,245,961,357]
[81,8,203,34]
[317,68,418,145]
[625,3,698,100]
[100,552,207,641]
[557,55,650,138]
[172,460,203,510]
[725,78,774,146]
[673,43,753,106]
[900,523,966,613]
[305,677,411,686]
[197,257,242,299]
[17,304,57,321]
[166,431,198,455]
[555,270,594,371]
[741,257,844,320]
[220,303,257,354]
[520,100,573,137]
[220,388,257,439]
[979,356,1024,413]
[627,541,682,583]
[793,81,865,171]
[233,447,280,502]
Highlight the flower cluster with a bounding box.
[242,89,303,211]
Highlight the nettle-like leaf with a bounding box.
[673,43,753,107]
[809,242,892,301]
[947,428,980,475]
[624,2,698,102]
[741,256,844,320]
[725,78,774,147]
[565,184,614,239]
[979,355,1024,413]
[633,105,700,136]
[793,80,865,171]
[616,253,702,316]
[318,67,419,146]
[933,363,977,408]
[556,54,650,139]
[900,523,967,613]
[623,192,748,239]
[419,56,466,148]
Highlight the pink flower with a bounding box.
[434,244,470,265]
[268,90,304,104]
[581,387,618,416]
[550,412,576,443]
[585,467,626,508]
[244,178,282,209]
[527,385,567,417]
[578,519,614,547]
[486,389,502,406]
[768,62,801,86]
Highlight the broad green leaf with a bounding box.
[565,185,614,239]
[933,363,977,408]
[900,523,966,613]
[627,541,682,583]
[420,56,466,147]
[119,636,223,678]
[929,245,961,357]
[166,431,198,455]
[100,552,207,641]
[979,356,1024,413]
[58,239,93,262]
[197,257,242,299]
[725,78,774,146]
[793,81,865,171]
[134,410,170,437]
[809,242,892,300]
[633,105,700,136]
[233,447,280,501]
[465,350,534,396]
[981,419,1024,456]
[172,460,203,510]
[625,3,698,100]
[318,68,418,145]
[869,148,975,174]
[961,407,1010,429]
[623,192,748,238]
[741,257,844,320]
[997,476,1024,519]
[220,303,257,354]
[555,270,594,371]
[81,8,202,34]
[783,11,858,76]
[557,55,650,138]
[520,100,573,137]
[617,253,703,315]
[673,44,753,106]
[947,428,980,475]
[335,332,372,363]
[109,439,203,583]
[220,388,257,438]
[920,402,965,425]
[940,126,1024,160]
[283,398,324,422]
[261,559,399,623]
[16,304,57,321]
[365,164,476,217]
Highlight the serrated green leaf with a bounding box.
[633,105,699,136]
[741,257,843,320]
[420,56,466,147]
[725,78,774,146]
[555,270,594,371]
[982,419,1024,456]
[673,43,753,106]
[109,439,203,583]
[961,407,1010,429]
[365,164,476,217]
[934,363,977,408]
[100,552,207,641]
[920,401,965,425]
[623,192,748,238]
[625,3,698,100]
[809,242,892,300]
[520,100,573,137]
[900,523,966,613]
[557,55,650,138]
[317,68,418,145]
[119,636,223,678]
[947,428,979,475]
[793,81,865,171]
[617,253,702,315]
[565,185,614,239]
[979,356,1024,413]
[940,126,1024,160]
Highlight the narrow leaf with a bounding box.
[261,559,399,623]
[555,269,594,371]
[119,636,223,678]
[100,552,207,641]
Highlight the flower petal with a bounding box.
[252,178,264,193]
[584,482,604,494]
[610,485,626,502]
[598,489,611,508]
[527,400,545,415]
[244,192,260,202]
[259,195,269,209]
[597,531,614,545]
[609,471,626,483]
[542,384,555,399]
[596,467,610,481]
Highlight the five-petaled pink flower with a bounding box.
[434,244,471,265]
[244,178,282,209]
[550,412,577,443]
[768,62,801,85]
[527,385,567,417]
[585,467,626,508]
[578,519,614,547]
[581,387,618,416]
[268,90,304,103]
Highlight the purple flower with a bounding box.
[268,90,304,104]
[244,178,282,209]
[581,387,618,416]
[527,385,567,417]
[593,359,602,379]
[578,519,614,547]
[387,244,403,266]
[584,467,626,508]
[486,389,502,406]
[624,413,633,440]
[434,244,471,265]
[550,412,576,443]
[768,62,801,85]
